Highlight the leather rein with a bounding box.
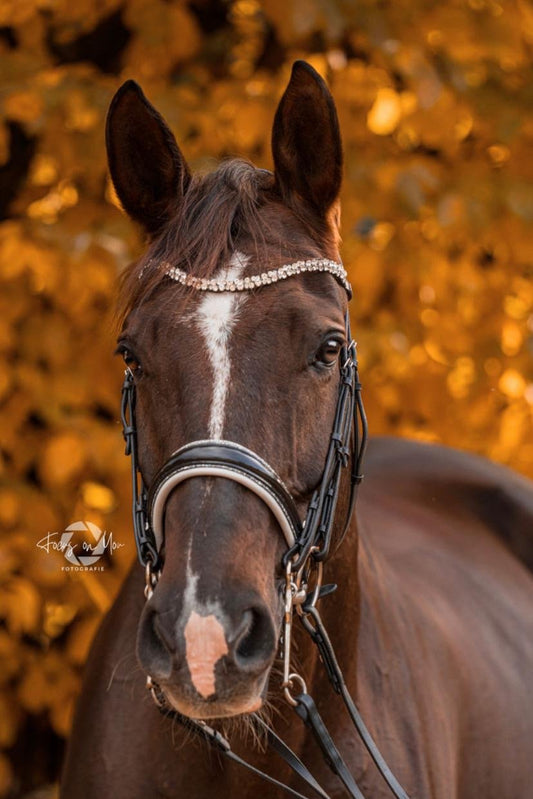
[119,261,410,799]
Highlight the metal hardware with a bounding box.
[281,551,323,706]
[296,560,323,615]
[146,674,166,709]
[283,673,308,707]
[144,560,159,600]
[342,340,356,370]
[281,559,298,702]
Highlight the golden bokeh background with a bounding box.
[0,0,532,795]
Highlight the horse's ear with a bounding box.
[106,80,191,236]
[272,61,342,219]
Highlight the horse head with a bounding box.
[107,62,358,720]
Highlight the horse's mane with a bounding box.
[116,159,278,325]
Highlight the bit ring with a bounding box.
[283,673,307,706]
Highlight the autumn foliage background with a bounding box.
[0,0,532,795]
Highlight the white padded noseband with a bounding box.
[148,440,301,552]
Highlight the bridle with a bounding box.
[120,257,410,799]
[121,257,360,569]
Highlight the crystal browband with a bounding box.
[161,258,351,295]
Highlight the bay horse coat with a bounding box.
[61,62,533,799]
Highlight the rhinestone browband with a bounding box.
[161,258,351,295]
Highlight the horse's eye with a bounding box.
[122,349,142,374]
[315,338,342,367]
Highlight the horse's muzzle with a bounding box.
[136,588,278,717]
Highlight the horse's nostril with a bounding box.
[152,608,176,654]
[137,605,175,684]
[235,609,255,658]
[234,607,275,670]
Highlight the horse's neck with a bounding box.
[316,518,411,701]
[352,526,426,743]
[312,518,363,684]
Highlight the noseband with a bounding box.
[120,258,410,799]
[149,440,302,550]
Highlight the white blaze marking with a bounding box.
[180,557,229,698]
[176,255,249,699]
[196,252,248,439]
[184,611,228,698]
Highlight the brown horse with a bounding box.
[61,62,533,799]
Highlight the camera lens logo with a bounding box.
[36,522,124,569]
[60,521,106,566]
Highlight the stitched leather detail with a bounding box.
[147,442,303,550]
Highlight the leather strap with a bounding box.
[254,716,332,799]
[295,693,366,799]
[121,370,158,567]
[156,701,331,799]
[300,606,410,799]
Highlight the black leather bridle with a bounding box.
[120,286,411,799]
[121,311,365,572]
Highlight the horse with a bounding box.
[60,61,533,799]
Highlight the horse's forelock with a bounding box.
[115,159,276,325]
